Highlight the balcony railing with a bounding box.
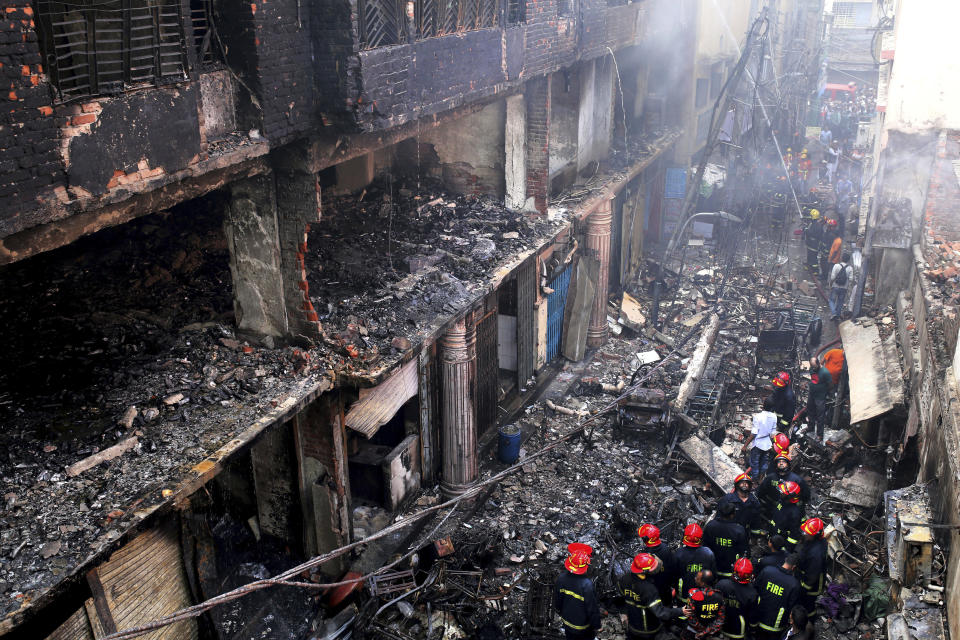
[359,0,502,49]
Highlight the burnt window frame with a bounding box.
[34,0,190,103]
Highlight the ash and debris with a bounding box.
[319,193,897,640]
[307,175,565,370]
[0,205,327,618]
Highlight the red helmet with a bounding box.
[682,523,704,547]
[567,542,594,557]
[774,451,791,465]
[637,524,662,547]
[801,518,825,536]
[778,481,801,503]
[827,219,838,227]
[773,371,791,388]
[773,433,791,454]
[631,553,658,575]
[733,470,753,487]
[733,557,754,584]
[565,550,591,575]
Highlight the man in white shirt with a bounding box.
[828,252,853,320]
[741,396,777,479]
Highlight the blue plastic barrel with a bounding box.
[498,423,522,464]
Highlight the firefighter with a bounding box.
[796,518,828,610]
[804,210,824,274]
[770,372,797,432]
[769,481,803,549]
[672,524,717,602]
[703,502,748,578]
[757,453,811,516]
[756,535,788,572]
[638,524,675,606]
[807,356,833,441]
[717,472,764,537]
[617,553,685,639]
[784,148,794,173]
[753,554,801,640]
[717,558,758,640]
[555,544,602,639]
[820,219,839,283]
[680,570,725,640]
[797,150,812,185]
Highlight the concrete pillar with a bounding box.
[586,200,613,348]
[525,75,551,215]
[505,94,527,210]
[440,318,478,498]
[275,167,323,343]
[223,174,288,342]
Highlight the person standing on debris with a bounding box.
[771,373,797,432]
[638,524,675,606]
[828,253,853,321]
[680,570,725,640]
[769,481,803,549]
[717,558,758,640]
[796,518,828,611]
[758,453,811,516]
[757,535,789,572]
[819,219,839,284]
[807,356,833,439]
[703,503,748,578]
[803,211,824,275]
[741,397,777,479]
[617,553,685,640]
[718,472,764,539]
[822,348,845,389]
[555,544,603,639]
[784,605,815,640]
[672,524,717,602]
[753,554,802,640]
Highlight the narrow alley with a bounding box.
[0,1,956,640]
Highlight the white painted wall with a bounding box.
[884,0,960,136]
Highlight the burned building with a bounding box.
[0,0,703,637]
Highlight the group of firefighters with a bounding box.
[555,372,834,640]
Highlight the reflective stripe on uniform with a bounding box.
[722,615,747,639]
[757,606,786,631]
[561,617,590,630]
[559,588,584,601]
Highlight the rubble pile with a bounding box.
[307,176,563,365]
[0,206,327,617]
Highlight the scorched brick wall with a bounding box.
[0,4,64,237]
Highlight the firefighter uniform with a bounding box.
[702,517,748,577]
[647,547,675,606]
[716,578,757,639]
[717,490,765,537]
[797,536,828,610]
[757,464,811,515]
[681,587,725,640]
[769,501,803,549]
[555,546,602,639]
[618,569,683,639]
[756,549,787,573]
[804,217,823,274]
[672,545,716,601]
[754,565,801,639]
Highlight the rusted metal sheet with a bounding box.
[94,518,198,640]
[516,258,537,386]
[830,467,887,508]
[839,319,903,423]
[345,358,419,438]
[679,434,743,492]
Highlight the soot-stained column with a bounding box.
[440,318,478,498]
[586,200,613,348]
[222,174,289,343]
[524,75,551,215]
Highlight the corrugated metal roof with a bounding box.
[839,319,903,423]
[345,358,419,438]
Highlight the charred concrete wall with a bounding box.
[0,4,64,237]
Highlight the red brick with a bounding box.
[71,113,96,126]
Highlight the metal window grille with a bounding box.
[189,0,220,68]
[831,2,857,28]
[360,0,499,49]
[36,0,188,102]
